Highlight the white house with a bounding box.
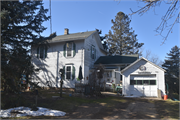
[121,57,166,97]
[31,29,166,98]
[31,29,107,88]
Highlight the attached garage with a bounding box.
[121,57,166,97]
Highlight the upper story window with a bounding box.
[63,42,76,58]
[67,43,72,57]
[37,45,47,59]
[91,45,96,59]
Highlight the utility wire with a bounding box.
[49,0,52,34]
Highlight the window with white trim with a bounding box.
[67,42,73,57]
[66,66,71,80]
[63,42,76,58]
[65,65,75,80]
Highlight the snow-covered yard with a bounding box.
[0,106,66,118]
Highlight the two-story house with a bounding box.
[31,28,166,97]
[31,29,107,88]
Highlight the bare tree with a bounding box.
[116,0,179,44]
[130,0,179,44]
[145,50,151,60]
[143,49,163,67]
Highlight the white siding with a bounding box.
[31,31,106,88]
[122,59,165,97]
[31,40,85,88]
[84,33,106,68]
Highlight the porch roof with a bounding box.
[94,55,139,65]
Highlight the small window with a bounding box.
[91,45,96,59]
[136,80,143,85]
[66,66,71,79]
[130,80,136,85]
[143,80,149,85]
[120,75,122,80]
[40,46,44,58]
[150,80,156,85]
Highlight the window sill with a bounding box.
[65,56,74,59]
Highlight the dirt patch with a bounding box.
[105,101,157,119]
[58,100,157,119]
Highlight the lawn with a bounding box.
[1,89,179,119]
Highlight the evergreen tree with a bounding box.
[105,11,144,55]
[1,0,50,93]
[162,46,179,94]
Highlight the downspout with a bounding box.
[81,48,84,84]
[56,51,59,87]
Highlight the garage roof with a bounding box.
[94,54,139,65]
[121,57,166,73]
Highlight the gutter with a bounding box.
[47,38,85,43]
[113,70,123,75]
[94,63,132,66]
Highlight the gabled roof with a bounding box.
[46,30,96,43]
[121,57,166,73]
[94,54,139,65]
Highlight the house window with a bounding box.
[130,80,156,85]
[63,42,76,58]
[143,80,149,85]
[67,43,72,57]
[136,80,143,85]
[120,75,122,81]
[130,80,136,85]
[40,46,44,58]
[107,71,112,77]
[150,80,156,85]
[65,65,76,80]
[91,45,96,59]
[37,45,47,59]
[66,66,71,79]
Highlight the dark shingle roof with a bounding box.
[47,30,96,43]
[94,55,139,65]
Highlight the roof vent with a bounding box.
[64,28,69,35]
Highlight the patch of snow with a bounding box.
[0,106,66,118]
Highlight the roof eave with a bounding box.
[121,57,166,73]
[94,63,132,66]
[47,38,85,43]
[100,48,108,54]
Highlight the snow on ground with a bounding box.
[0,106,66,118]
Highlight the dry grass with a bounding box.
[1,89,179,119]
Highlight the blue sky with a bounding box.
[41,0,179,62]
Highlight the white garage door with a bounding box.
[130,75,157,97]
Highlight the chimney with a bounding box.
[64,28,69,35]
